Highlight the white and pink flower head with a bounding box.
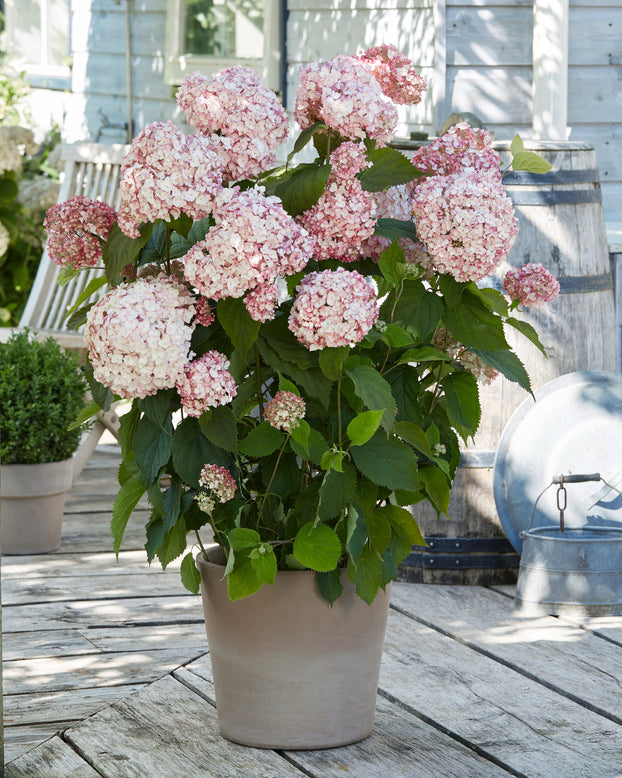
[503,263,560,307]
[198,463,237,503]
[176,350,237,417]
[84,275,196,399]
[296,142,377,263]
[410,123,502,185]
[44,195,117,270]
[265,391,306,433]
[176,67,289,180]
[289,267,379,350]
[294,55,398,145]
[356,45,427,106]
[117,121,224,238]
[412,172,518,282]
[183,186,314,301]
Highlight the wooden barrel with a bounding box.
[396,141,617,584]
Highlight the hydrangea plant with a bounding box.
[54,47,558,604]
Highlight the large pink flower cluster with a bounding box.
[265,391,306,433]
[289,267,379,350]
[503,263,560,306]
[410,123,501,183]
[44,195,117,270]
[356,45,427,106]
[297,143,377,262]
[176,350,237,417]
[199,463,237,502]
[412,173,518,282]
[84,276,196,399]
[184,187,314,300]
[117,122,223,237]
[176,68,289,181]
[294,55,398,144]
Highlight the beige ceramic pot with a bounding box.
[1,458,74,554]
[195,544,391,750]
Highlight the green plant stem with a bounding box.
[254,343,264,422]
[164,224,171,275]
[337,372,343,451]
[194,529,208,559]
[258,434,290,521]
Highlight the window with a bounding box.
[165,0,281,93]
[3,0,71,89]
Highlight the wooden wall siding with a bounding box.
[285,0,437,136]
[68,0,180,143]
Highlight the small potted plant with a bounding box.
[0,330,88,554]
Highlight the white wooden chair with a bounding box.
[5,142,130,478]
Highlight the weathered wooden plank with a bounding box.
[1,630,98,661]
[557,613,622,648]
[64,675,307,777]
[390,583,622,722]
[2,570,190,604]
[2,594,203,634]
[379,608,622,777]
[4,685,145,727]
[3,647,206,696]
[4,727,75,768]
[175,661,514,777]
[1,550,180,578]
[5,736,100,778]
[446,6,533,67]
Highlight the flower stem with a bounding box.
[337,372,343,451]
[258,434,290,521]
[194,529,208,559]
[254,343,264,422]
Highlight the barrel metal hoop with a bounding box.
[503,169,601,185]
[402,536,521,570]
[506,189,602,206]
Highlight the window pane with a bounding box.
[184,0,264,60]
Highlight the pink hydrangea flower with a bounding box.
[265,391,306,433]
[117,121,223,237]
[296,143,377,263]
[84,276,196,399]
[503,263,561,306]
[44,195,117,270]
[412,172,518,282]
[434,327,498,385]
[294,55,398,144]
[176,68,289,180]
[199,463,237,502]
[176,351,237,417]
[289,267,379,350]
[410,123,502,184]
[356,45,427,106]
[184,186,314,300]
[195,297,215,327]
[244,282,279,322]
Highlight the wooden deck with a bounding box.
[4,446,622,777]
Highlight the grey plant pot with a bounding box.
[1,458,74,554]
[195,544,391,750]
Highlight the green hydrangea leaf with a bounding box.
[315,569,344,605]
[347,409,385,446]
[238,421,284,457]
[351,433,419,491]
[293,522,342,572]
[180,551,201,594]
[346,547,384,604]
[111,473,146,555]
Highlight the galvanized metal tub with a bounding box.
[516,525,622,616]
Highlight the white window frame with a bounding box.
[3,0,71,90]
[164,0,281,93]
